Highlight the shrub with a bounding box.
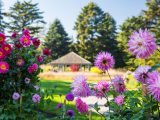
[0,30,50,119]
[90,67,103,74]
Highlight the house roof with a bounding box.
[50,52,92,65]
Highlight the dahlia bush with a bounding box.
[68,29,160,119]
[0,29,50,119]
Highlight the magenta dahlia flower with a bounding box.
[0,32,6,44]
[19,35,31,47]
[128,29,157,59]
[11,31,17,38]
[95,52,115,71]
[28,63,38,73]
[32,94,41,103]
[71,75,92,97]
[12,92,20,100]
[32,38,40,47]
[66,110,74,117]
[16,58,25,67]
[22,29,30,36]
[114,95,124,106]
[112,75,126,93]
[147,71,160,102]
[0,49,5,60]
[76,97,88,114]
[36,55,43,63]
[2,44,12,55]
[66,93,74,101]
[134,66,151,84]
[42,48,51,56]
[94,80,110,98]
[0,61,9,74]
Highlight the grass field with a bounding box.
[40,80,105,120]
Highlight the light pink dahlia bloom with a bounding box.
[71,75,92,97]
[32,94,41,103]
[94,52,115,71]
[114,95,124,106]
[112,75,126,93]
[76,97,88,114]
[94,80,110,98]
[128,29,157,59]
[12,92,20,100]
[147,71,160,102]
[134,66,151,84]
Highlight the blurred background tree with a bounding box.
[5,0,45,35]
[0,0,6,32]
[73,2,124,67]
[44,19,71,62]
[117,0,160,70]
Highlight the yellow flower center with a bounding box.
[5,47,9,51]
[0,37,3,42]
[0,51,3,57]
[0,64,6,70]
[24,38,29,43]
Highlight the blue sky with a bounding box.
[3,0,147,37]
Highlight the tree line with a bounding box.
[0,0,159,68]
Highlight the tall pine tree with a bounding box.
[44,19,71,61]
[5,0,45,34]
[117,0,160,69]
[74,2,123,67]
[0,0,5,32]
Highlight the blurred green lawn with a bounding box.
[40,80,105,120]
[39,77,138,119]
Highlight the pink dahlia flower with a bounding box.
[12,92,20,100]
[11,31,17,38]
[19,35,31,47]
[76,97,88,114]
[0,32,6,44]
[112,75,126,93]
[94,80,110,98]
[36,55,43,63]
[147,71,160,102]
[16,58,25,67]
[0,61,9,74]
[22,29,30,36]
[32,38,40,47]
[114,95,124,106]
[128,29,157,59]
[71,75,92,97]
[32,94,41,103]
[28,63,38,73]
[2,44,12,55]
[0,49,5,60]
[95,52,115,71]
[134,66,151,84]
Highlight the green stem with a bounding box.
[106,70,112,81]
[157,102,160,118]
